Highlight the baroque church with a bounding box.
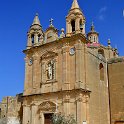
[0,0,124,124]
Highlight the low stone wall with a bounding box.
[0,117,20,124]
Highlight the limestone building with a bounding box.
[22,0,118,124]
[0,0,124,124]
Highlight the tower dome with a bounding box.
[87,22,99,43]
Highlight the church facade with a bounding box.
[22,0,117,124]
[0,0,124,124]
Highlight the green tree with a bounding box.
[52,113,77,124]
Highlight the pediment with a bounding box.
[41,51,58,59]
[45,26,58,33]
[38,101,57,112]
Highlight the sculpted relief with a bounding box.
[38,101,57,112]
[47,60,55,80]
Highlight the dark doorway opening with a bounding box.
[115,121,124,124]
[44,113,53,124]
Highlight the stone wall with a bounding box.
[108,57,124,124]
[0,117,20,124]
[0,94,23,124]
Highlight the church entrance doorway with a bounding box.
[115,121,124,124]
[44,113,53,124]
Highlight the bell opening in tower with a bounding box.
[80,19,83,31]
[31,34,34,44]
[71,20,75,32]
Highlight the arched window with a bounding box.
[71,20,75,32]
[94,36,96,42]
[31,34,34,44]
[89,36,91,41]
[98,49,105,57]
[99,63,104,81]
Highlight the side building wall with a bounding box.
[108,57,124,124]
[0,94,23,124]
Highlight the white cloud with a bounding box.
[99,6,107,13]
[98,15,104,20]
[98,6,107,21]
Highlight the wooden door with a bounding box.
[115,121,124,124]
[44,114,53,124]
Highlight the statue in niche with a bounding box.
[47,60,54,80]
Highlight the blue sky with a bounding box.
[0,0,124,101]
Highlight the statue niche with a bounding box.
[41,51,58,83]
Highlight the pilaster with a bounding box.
[74,40,85,89]
[76,93,90,124]
[39,112,44,124]
[63,94,70,116]
[23,105,31,124]
[31,104,38,124]
[32,54,40,89]
[62,43,70,90]
[27,34,32,48]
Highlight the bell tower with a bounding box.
[27,13,44,49]
[66,0,86,37]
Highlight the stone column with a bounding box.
[62,43,70,90]
[75,18,80,34]
[34,33,38,44]
[23,105,31,124]
[66,20,69,35]
[74,41,84,89]
[27,34,32,48]
[31,105,39,124]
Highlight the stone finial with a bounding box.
[108,39,111,48]
[115,45,119,55]
[71,0,80,10]
[60,28,65,38]
[91,22,95,32]
[32,13,41,25]
[49,18,54,27]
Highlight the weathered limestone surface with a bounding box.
[108,58,124,124]
[0,0,123,124]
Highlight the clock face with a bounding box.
[29,58,33,65]
[70,48,75,55]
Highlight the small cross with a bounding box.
[91,21,94,26]
[49,18,54,26]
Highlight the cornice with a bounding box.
[23,33,87,54]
